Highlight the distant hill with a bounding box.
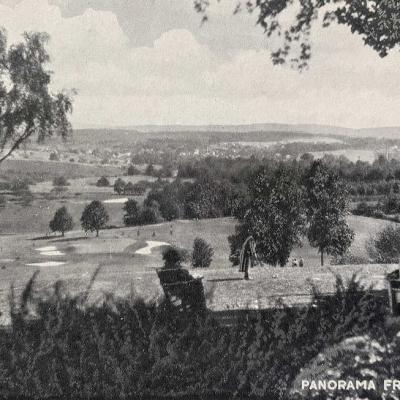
[116,123,355,136]
[108,123,400,138]
[71,123,400,144]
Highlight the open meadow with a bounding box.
[0,214,395,325]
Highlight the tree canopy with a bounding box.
[49,206,74,237]
[0,29,73,163]
[194,0,400,70]
[81,200,109,237]
[305,160,354,266]
[229,166,305,267]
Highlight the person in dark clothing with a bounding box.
[239,236,260,280]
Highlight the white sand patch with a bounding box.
[26,261,66,267]
[36,246,57,252]
[136,241,170,255]
[40,250,65,256]
[35,246,64,256]
[104,197,128,204]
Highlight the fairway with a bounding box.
[0,215,395,325]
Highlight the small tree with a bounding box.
[123,199,140,226]
[49,206,74,236]
[192,238,213,268]
[96,176,110,187]
[305,160,354,266]
[114,178,126,195]
[81,200,109,237]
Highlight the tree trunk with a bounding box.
[320,249,324,267]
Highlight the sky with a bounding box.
[0,0,399,129]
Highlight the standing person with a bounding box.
[239,236,258,280]
[292,258,298,267]
[299,257,304,267]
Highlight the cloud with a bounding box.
[0,0,399,128]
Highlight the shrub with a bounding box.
[367,224,400,263]
[49,151,59,161]
[96,176,110,187]
[139,206,163,225]
[145,163,156,176]
[127,164,140,176]
[0,272,386,399]
[113,178,126,195]
[330,250,370,265]
[192,238,213,268]
[10,178,30,194]
[52,176,69,187]
[138,201,163,225]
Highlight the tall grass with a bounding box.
[0,271,388,399]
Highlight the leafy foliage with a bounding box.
[52,176,69,187]
[367,224,400,263]
[0,272,386,399]
[194,0,400,70]
[80,200,109,237]
[126,164,140,176]
[192,238,213,268]
[49,206,74,236]
[230,166,305,267]
[113,178,126,194]
[123,198,140,226]
[0,30,73,163]
[96,176,110,187]
[305,160,354,266]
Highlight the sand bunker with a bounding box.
[36,246,57,252]
[135,241,170,255]
[104,197,128,204]
[36,246,65,256]
[26,261,66,267]
[40,251,64,256]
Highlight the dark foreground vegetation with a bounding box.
[0,271,390,399]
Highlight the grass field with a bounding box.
[0,215,395,325]
[0,159,121,183]
[30,174,157,194]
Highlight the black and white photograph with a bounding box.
[0,1,399,399]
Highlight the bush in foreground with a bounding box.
[0,271,387,400]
